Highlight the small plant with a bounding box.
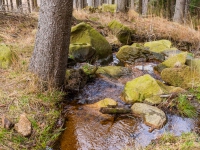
[177,94,197,118]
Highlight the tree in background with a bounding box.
[173,0,186,23]
[30,0,73,88]
[116,0,127,12]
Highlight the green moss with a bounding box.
[71,22,112,60]
[0,43,17,69]
[162,52,187,67]
[102,4,117,13]
[161,66,200,89]
[108,20,133,45]
[144,40,172,53]
[96,98,117,107]
[96,66,130,78]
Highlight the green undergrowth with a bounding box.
[146,132,200,150]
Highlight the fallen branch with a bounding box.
[100,107,132,114]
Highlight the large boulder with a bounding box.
[70,22,112,64]
[102,4,117,13]
[108,20,133,45]
[116,45,164,64]
[122,74,185,104]
[96,66,131,79]
[144,40,172,53]
[161,66,200,89]
[69,43,96,62]
[131,103,166,129]
[0,44,17,68]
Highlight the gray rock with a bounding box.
[131,103,166,129]
[1,114,13,129]
[14,114,32,137]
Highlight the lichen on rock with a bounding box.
[144,40,172,53]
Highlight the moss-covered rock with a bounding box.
[122,74,185,104]
[70,22,112,63]
[186,59,200,73]
[144,40,172,53]
[162,52,187,67]
[0,44,17,69]
[108,20,133,45]
[96,66,131,79]
[95,98,117,108]
[102,4,117,13]
[69,43,96,62]
[161,66,200,89]
[116,45,164,64]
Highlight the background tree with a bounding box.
[173,0,186,23]
[142,0,148,15]
[116,0,127,12]
[10,0,13,11]
[29,0,73,88]
[27,0,31,13]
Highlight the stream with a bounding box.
[59,62,200,150]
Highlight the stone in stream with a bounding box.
[94,98,118,108]
[131,103,166,129]
[122,74,185,104]
[116,45,164,65]
[70,22,112,64]
[14,113,32,137]
[144,40,172,53]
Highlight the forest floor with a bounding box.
[0,10,200,149]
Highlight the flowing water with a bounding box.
[59,62,200,150]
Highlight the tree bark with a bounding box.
[130,0,134,10]
[142,0,148,15]
[5,0,8,11]
[173,0,186,24]
[117,0,127,12]
[29,0,73,88]
[139,0,142,14]
[100,107,132,114]
[27,0,31,13]
[10,0,13,10]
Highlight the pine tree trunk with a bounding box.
[130,0,134,10]
[29,0,73,88]
[27,0,31,13]
[142,0,148,15]
[139,0,142,14]
[0,0,2,8]
[173,0,185,23]
[5,0,8,11]
[10,0,13,10]
[117,0,127,12]
[184,0,190,22]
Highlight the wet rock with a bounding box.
[161,65,200,89]
[131,103,166,129]
[80,63,98,76]
[122,74,185,104]
[116,46,148,64]
[14,114,32,137]
[144,40,171,53]
[1,115,13,129]
[96,66,131,79]
[65,69,88,92]
[94,98,118,108]
[0,43,17,69]
[108,20,134,45]
[116,46,164,64]
[70,22,112,64]
[69,43,96,63]
[102,4,117,13]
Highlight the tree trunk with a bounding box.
[130,0,134,10]
[173,0,185,24]
[139,0,142,14]
[10,0,13,10]
[184,0,190,23]
[29,0,73,88]
[0,0,2,8]
[142,0,148,15]
[27,0,31,13]
[117,0,127,12]
[5,0,8,11]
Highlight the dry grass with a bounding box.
[73,9,200,50]
[0,13,64,149]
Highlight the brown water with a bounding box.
[59,62,199,150]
